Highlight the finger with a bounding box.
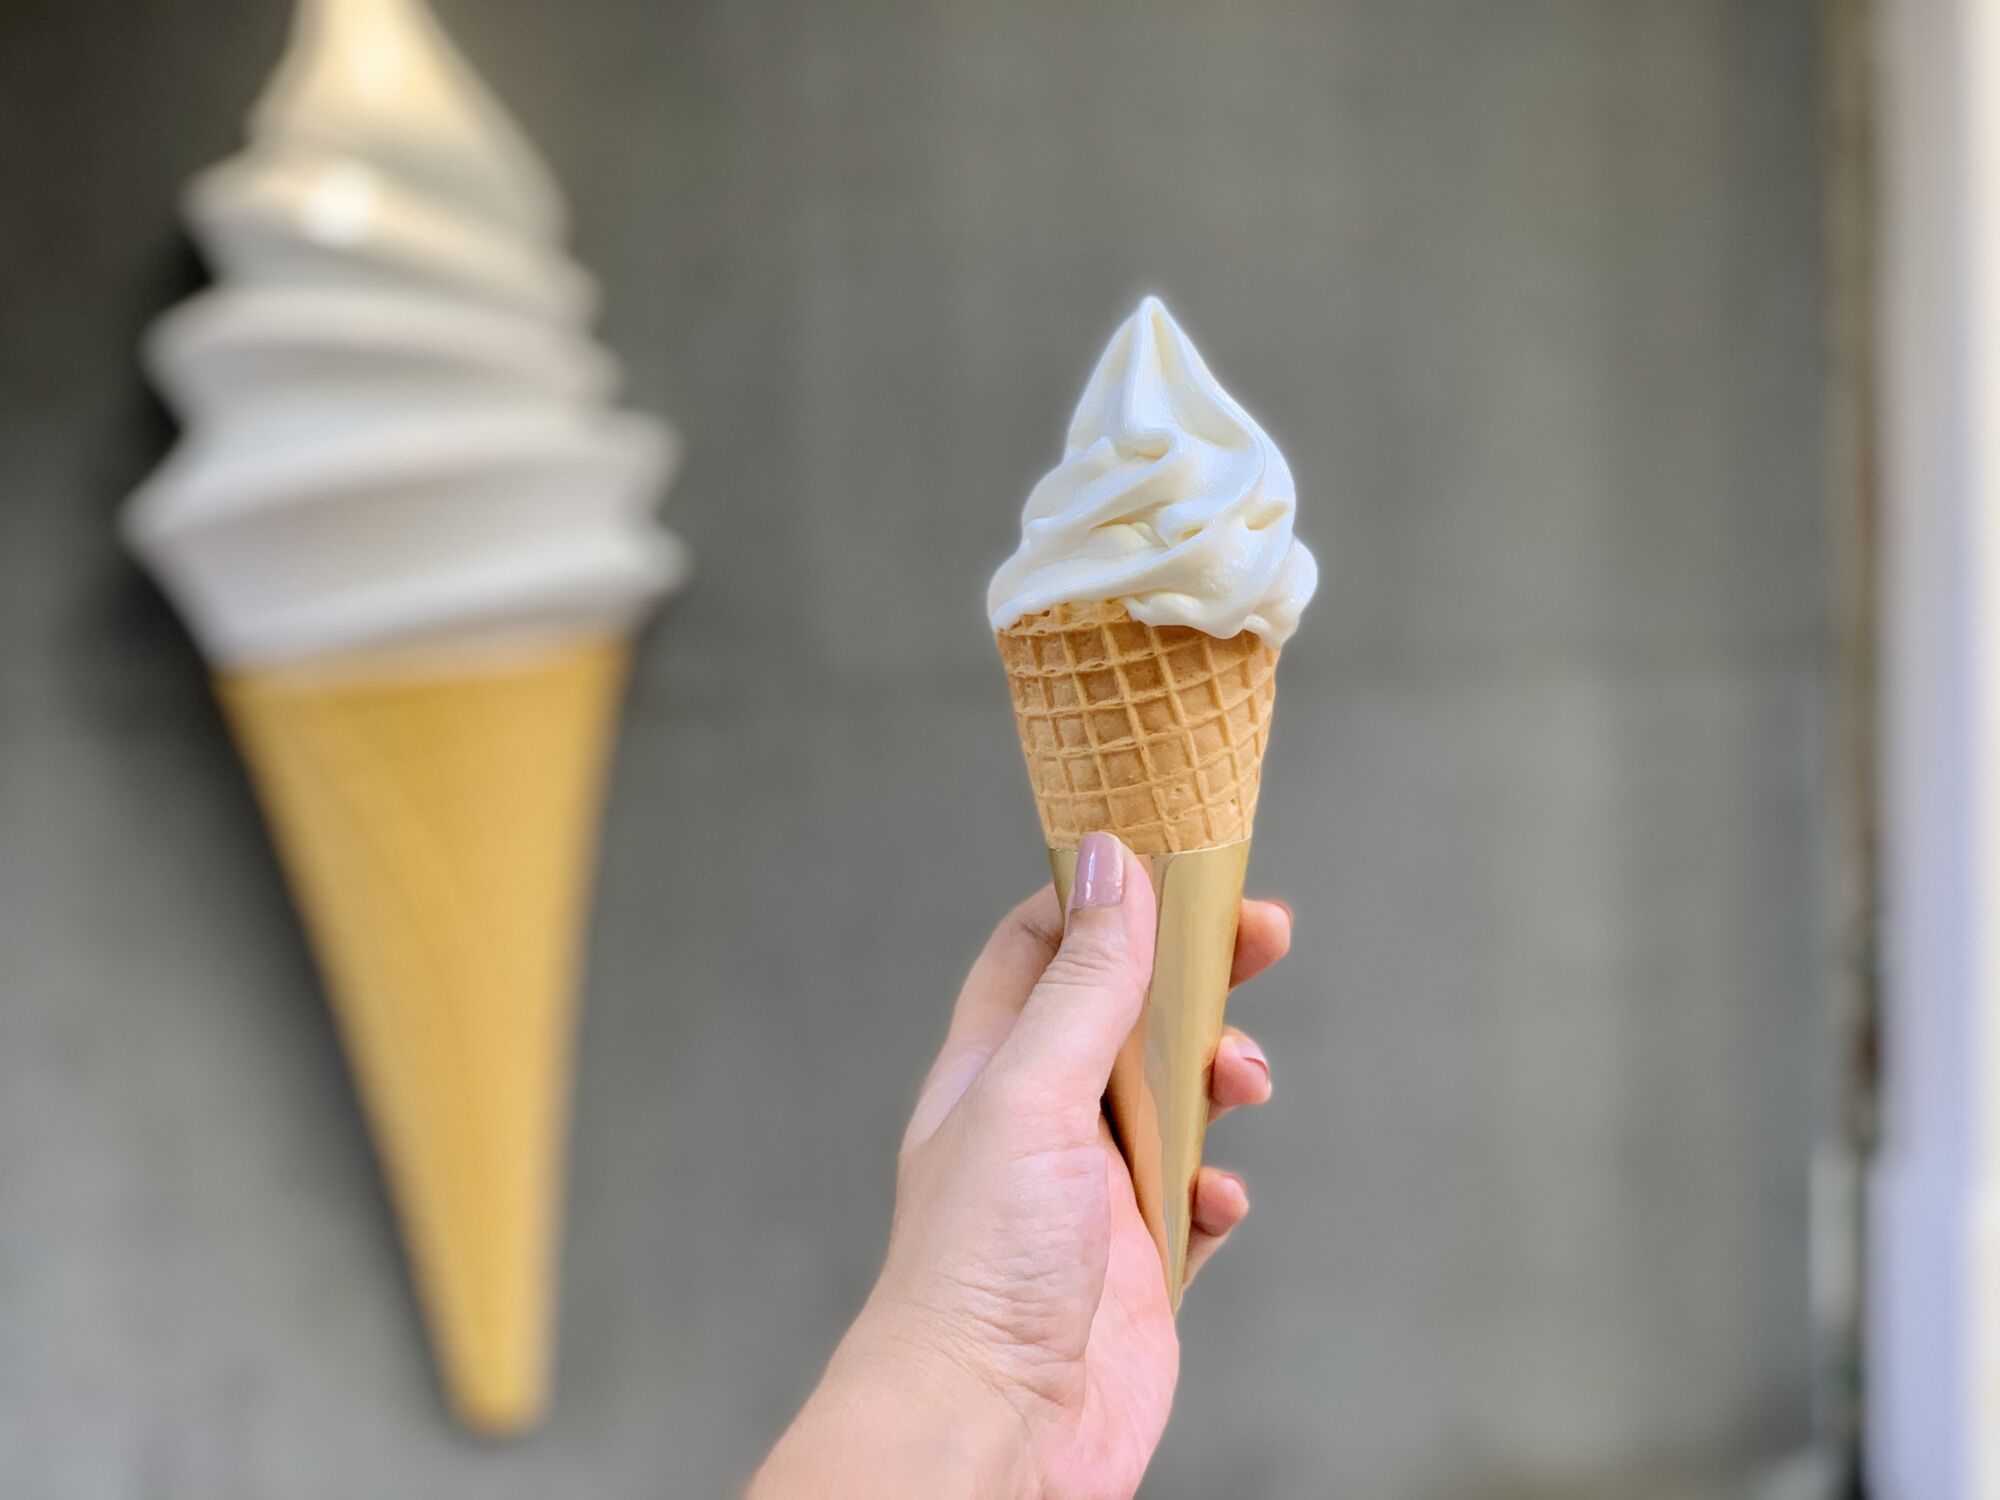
[941,890,1279,1106]
[1208,1027,1273,1124]
[1183,1168,1250,1288]
[1229,899,1293,989]
[916,888,1072,1096]
[917,886,1282,1149]
[988,833,1157,1105]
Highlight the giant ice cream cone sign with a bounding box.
[990,298,1316,1307]
[122,0,686,1432]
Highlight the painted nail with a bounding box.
[1235,1036,1272,1092]
[1072,832,1125,909]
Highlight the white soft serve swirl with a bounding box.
[988,297,1315,648]
[124,0,686,667]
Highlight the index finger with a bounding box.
[945,890,1288,1075]
[905,885,1064,1147]
[909,889,1294,1145]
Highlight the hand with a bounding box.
[751,832,1291,1500]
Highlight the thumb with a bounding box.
[987,832,1157,1103]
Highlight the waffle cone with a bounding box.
[215,639,631,1434]
[997,601,1279,854]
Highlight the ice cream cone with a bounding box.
[989,298,1312,1310]
[122,0,687,1427]
[996,600,1277,856]
[216,638,630,1432]
[999,600,1278,1305]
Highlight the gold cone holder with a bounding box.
[1049,839,1251,1312]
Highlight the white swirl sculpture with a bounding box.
[125,0,686,667]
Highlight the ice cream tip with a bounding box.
[987,296,1316,649]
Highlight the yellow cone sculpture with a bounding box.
[122,0,685,1430]
[220,644,628,1430]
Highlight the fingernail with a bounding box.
[1072,832,1125,909]
[1271,899,1294,922]
[1236,1037,1271,1091]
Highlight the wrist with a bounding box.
[751,1306,1035,1500]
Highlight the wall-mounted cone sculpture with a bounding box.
[123,0,686,1431]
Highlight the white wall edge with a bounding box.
[1871,0,2000,1494]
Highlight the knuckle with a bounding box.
[993,888,1063,961]
[969,889,1065,991]
[976,1073,1093,1151]
[976,1066,1087,1137]
[1043,932,1131,988]
[976,1066,1044,1123]
[1039,942,1145,1016]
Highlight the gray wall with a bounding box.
[0,1,1830,1495]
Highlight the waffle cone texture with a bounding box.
[997,602,1279,853]
[216,639,630,1434]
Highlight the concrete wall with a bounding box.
[0,1,1830,1493]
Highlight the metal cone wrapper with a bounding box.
[1050,839,1252,1311]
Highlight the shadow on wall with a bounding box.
[74,232,211,708]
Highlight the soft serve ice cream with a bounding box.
[988,295,1315,648]
[124,0,685,666]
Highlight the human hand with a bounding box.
[751,832,1291,1500]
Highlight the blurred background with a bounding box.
[0,0,1845,1495]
